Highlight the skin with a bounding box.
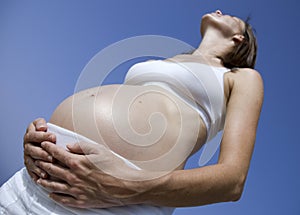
[23,10,264,208]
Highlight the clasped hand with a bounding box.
[23,118,148,208]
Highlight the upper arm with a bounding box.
[218,69,264,180]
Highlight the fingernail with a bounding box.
[38,124,46,130]
[41,172,46,178]
[51,134,56,142]
[49,134,55,141]
[47,156,53,162]
[37,179,41,184]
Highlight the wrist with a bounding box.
[125,170,174,205]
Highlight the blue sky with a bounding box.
[0,0,299,214]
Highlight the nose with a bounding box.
[215,10,223,15]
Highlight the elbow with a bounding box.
[229,175,246,202]
[230,186,243,202]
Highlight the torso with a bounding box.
[50,84,206,170]
[49,55,232,171]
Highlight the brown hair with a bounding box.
[222,18,258,69]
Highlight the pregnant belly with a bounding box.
[49,84,206,171]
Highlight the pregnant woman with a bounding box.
[1,10,263,214]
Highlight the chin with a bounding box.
[201,13,216,26]
[200,13,215,34]
[202,13,212,20]
[202,12,219,23]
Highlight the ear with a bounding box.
[232,34,244,43]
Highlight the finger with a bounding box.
[25,118,47,133]
[27,170,39,182]
[49,193,83,208]
[35,160,71,180]
[50,193,117,209]
[37,178,72,195]
[24,143,53,162]
[24,155,48,179]
[33,118,48,131]
[26,121,36,133]
[24,131,56,145]
[41,141,76,168]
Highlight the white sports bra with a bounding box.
[124,60,230,141]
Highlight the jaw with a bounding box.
[200,13,240,39]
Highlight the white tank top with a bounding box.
[124,60,229,141]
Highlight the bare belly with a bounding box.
[49,84,207,170]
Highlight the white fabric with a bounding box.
[47,123,142,170]
[125,60,229,141]
[0,123,174,215]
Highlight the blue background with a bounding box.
[0,0,299,214]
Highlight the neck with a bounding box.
[192,30,232,67]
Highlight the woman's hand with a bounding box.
[23,118,56,181]
[35,141,150,208]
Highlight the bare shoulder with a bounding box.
[232,68,263,86]
[225,68,264,103]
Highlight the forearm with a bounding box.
[36,141,246,209]
[127,164,243,207]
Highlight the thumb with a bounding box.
[34,118,48,131]
[78,141,108,155]
[66,143,84,154]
